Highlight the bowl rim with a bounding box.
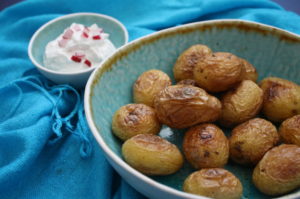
[28,12,129,76]
[84,19,300,199]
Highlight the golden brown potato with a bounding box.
[183,124,229,169]
[176,79,198,87]
[133,69,172,107]
[252,144,300,196]
[173,44,212,81]
[279,115,300,146]
[183,168,243,199]
[229,118,279,165]
[240,58,258,82]
[219,80,263,127]
[122,134,183,175]
[260,77,300,122]
[154,85,221,129]
[112,104,161,141]
[193,52,245,92]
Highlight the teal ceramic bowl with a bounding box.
[85,20,300,199]
[28,13,128,88]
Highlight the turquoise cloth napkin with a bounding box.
[1,0,300,198]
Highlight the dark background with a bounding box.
[0,0,300,15]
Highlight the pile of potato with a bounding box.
[111,44,300,199]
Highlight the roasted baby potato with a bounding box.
[260,77,300,122]
[183,124,229,169]
[173,44,212,81]
[279,115,300,146]
[183,168,243,199]
[252,144,300,196]
[154,85,221,128]
[229,118,279,165]
[133,69,172,107]
[122,134,183,175]
[240,58,258,82]
[219,80,263,127]
[193,52,245,92]
[112,104,161,141]
[176,79,198,87]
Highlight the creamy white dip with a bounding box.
[43,23,116,72]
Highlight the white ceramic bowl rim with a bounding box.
[84,19,300,199]
[28,12,129,76]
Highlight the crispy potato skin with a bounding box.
[173,44,212,81]
[133,69,172,107]
[122,134,183,175]
[193,52,245,92]
[229,118,279,165]
[183,124,229,169]
[219,80,263,127]
[176,79,198,87]
[240,58,258,82]
[260,77,300,122]
[154,85,221,129]
[183,168,243,199]
[279,115,300,146]
[252,144,300,196]
[112,104,161,141]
